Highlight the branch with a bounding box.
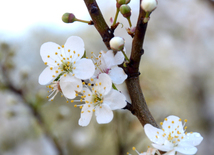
[84,0,158,128]
[84,0,114,49]
[125,2,158,128]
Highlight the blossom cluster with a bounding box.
[38,36,127,126]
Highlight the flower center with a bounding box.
[92,92,103,107]
[60,61,73,73]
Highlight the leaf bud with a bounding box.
[109,37,125,51]
[141,0,158,12]
[62,13,76,23]
[119,4,131,18]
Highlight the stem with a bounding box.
[122,50,130,62]
[113,8,120,26]
[76,18,92,24]
[127,17,132,27]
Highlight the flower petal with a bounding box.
[163,150,176,155]
[64,36,85,62]
[162,115,184,134]
[152,143,173,152]
[78,103,94,126]
[40,42,62,65]
[144,124,165,145]
[95,104,113,124]
[38,66,59,85]
[182,132,203,146]
[175,144,197,154]
[115,82,131,103]
[104,89,126,110]
[60,74,82,99]
[94,73,112,96]
[73,58,95,80]
[108,66,127,84]
[101,50,124,68]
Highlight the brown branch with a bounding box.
[124,2,158,128]
[84,0,114,49]
[84,0,158,128]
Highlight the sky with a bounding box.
[0,0,90,35]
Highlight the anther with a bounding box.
[44,62,48,65]
[47,55,50,58]
[62,45,64,48]
[55,52,58,55]
[74,105,77,107]
[58,47,60,49]
[80,106,83,109]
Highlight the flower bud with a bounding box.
[62,13,76,23]
[120,4,131,18]
[117,0,126,4]
[141,0,158,12]
[109,37,125,51]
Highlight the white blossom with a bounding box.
[78,73,126,126]
[93,50,127,85]
[38,36,95,99]
[144,115,203,155]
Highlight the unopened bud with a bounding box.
[109,37,125,51]
[62,13,76,23]
[141,0,158,12]
[120,4,131,18]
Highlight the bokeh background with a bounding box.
[0,0,213,155]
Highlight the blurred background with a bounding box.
[0,0,213,155]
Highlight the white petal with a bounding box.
[38,66,59,85]
[115,82,131,103]
[95,104,113,124]
[94,73,112,96]
[163,150,176,155]
[181,132,203,146]
[78,103,94,126]
[104,89,126,110]
[40,42,62,65]
[175,145,197,154]
[108,66,127,84]
[82,88,93,103]
[152,144,173,152]
[64,36,85,62]
[162,115,184,134]
[60,74,82,99]
[102,50,124,68]
[144,124,165,145]
[73,58,95,80]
